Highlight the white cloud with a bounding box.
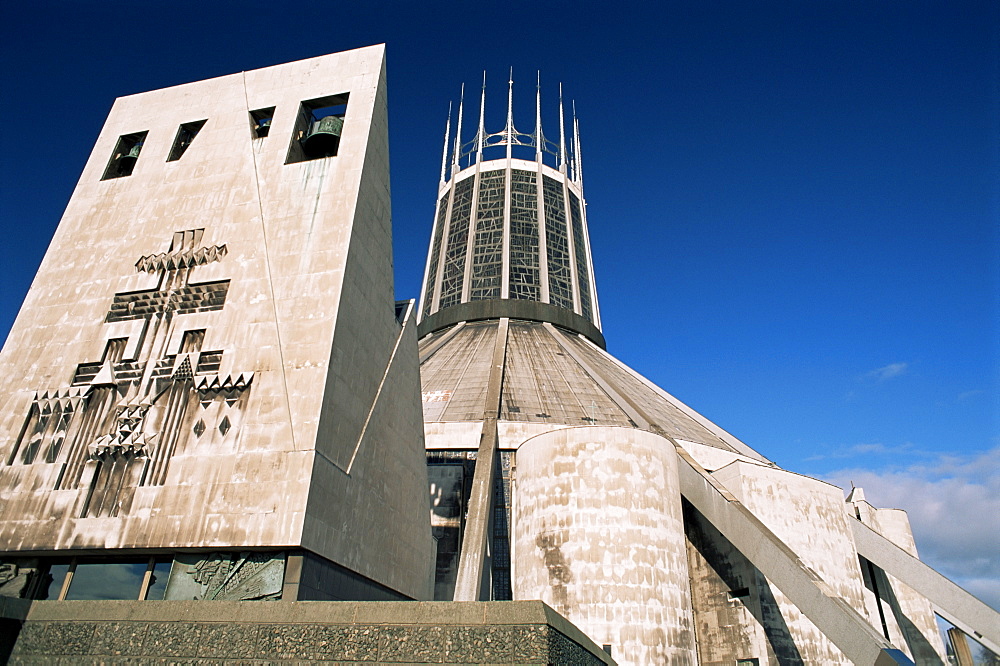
[957,389,985,402]
[865,362,909,382]
[822,446,1000,612]
[805,441,920,461]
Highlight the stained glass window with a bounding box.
[439,176,475,310]
[469,170,506,301]
[543,176,574,310]
[508,170,540,301]
[422,192,450,316]
[568,191,593,321]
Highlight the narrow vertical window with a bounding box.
[166,120,206,162]
[285,94,349,163]
[438,176,475,310]
[250,107,275,139]
[508,169,540,300]
[542,176,573,310]
[422,192,451,317]
[469,170,506,301]
[101,131,148,180]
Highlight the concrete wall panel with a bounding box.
[514,426,696,665]
[711,461,873,664]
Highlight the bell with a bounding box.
[301,115,344,157]
[255,118,271,138]
[117,143,142,173]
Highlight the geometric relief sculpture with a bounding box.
[6,229,253,518]
[0,561,42,599]
[163,552,285,600]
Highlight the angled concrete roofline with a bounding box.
[573,333,773,464]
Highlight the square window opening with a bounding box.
[101,131,148,180]
[285,94,349,164]
[728,587,750,600]
[166,120,207,162]
[250,107,275,139]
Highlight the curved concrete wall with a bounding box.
[513,426,696,665]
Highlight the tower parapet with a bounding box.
[417,74,602,347]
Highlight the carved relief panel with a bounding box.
[6,229,253,518]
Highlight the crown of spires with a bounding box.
[439,71,584,185]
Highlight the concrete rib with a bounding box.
[851,519,1000,655]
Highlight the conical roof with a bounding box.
[419,318,770,463]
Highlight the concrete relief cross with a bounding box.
[7,229,253,519]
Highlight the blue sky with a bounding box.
[1,2,996,609]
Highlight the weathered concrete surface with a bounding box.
[708,458,876,663]
[514,426,696,665]
[417,321,769,461]
[7,599,615,664]
[684,500,804,665]
[677,448,913,665]
[0,46,432,600]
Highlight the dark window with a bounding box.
[543,176,573,309]
[508,169,540,300]
[438,176,475,309]
[250,107,275,139]
[286,94,349,163]
[101,131,148,180]
[166,120,207,161]
[568,191,593,320]
[41,561,72,599]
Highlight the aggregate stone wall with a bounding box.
[5,600,615,665]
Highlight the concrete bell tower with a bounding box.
[0,45,434,604]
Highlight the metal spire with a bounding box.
[573,101,583,187]
[452,84,464,174]
[505,67,514,160]
[535,72,543,162]
[558,83,567,174]
[440,101,452,184]
[476,72,486,164]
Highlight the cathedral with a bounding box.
[0,45,996,665]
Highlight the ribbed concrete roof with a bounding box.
[418,319,770,463]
